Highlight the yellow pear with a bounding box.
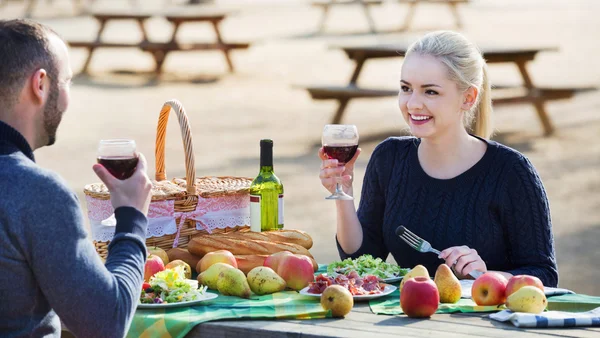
[506,285,547,314]
[165,259,192,279]
[197,262,235,290]
[400,265,429,292]
[247,267,286,295]
[148,246,169,265]
[434,264,461,303]
[217,268,252,299]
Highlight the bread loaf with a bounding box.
[188,235,314,258]
[166,248,202,271]
[235,255,268,275]
[219,229,313,249]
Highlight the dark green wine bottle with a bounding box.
[249,139,284,232]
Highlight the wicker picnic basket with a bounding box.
[84,99,252,258]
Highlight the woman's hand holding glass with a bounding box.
[439,245,487,279]
[320,124,359,200]
[319,147,361,199]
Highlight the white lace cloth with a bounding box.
[86,195,250,243]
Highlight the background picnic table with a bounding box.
[0,0,599,297]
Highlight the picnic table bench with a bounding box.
[303,44,596,136]
[68,11,250,75]
[312,0,469,33]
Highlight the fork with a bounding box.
[395,226,483,279]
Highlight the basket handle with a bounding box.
[155,99,196,195]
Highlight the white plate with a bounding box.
[299,284,397,301]
[138,292,218,309]
[381,276,403,283]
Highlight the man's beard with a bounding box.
[42,83,62,146]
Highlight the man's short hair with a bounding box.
[0,19,59,112]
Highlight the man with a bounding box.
[0,19,152,337]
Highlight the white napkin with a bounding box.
[490,307,600,327]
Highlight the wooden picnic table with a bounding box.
[312,0,469,33]
[304,44,596,136]
[68,10,250,75]
[185,301,600,337]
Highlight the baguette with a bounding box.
[218,229,313,249]
[235,254,268,275]
[166,248,202,271]
[188,235,314,258]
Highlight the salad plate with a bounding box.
[327,254,409,282]
[138,292,218,309]
[139,265,214,308]
[299,284,397,301]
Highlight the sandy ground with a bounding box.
[2,0,599,295]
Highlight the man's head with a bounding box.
[0,19,72,149]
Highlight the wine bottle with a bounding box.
[249,139,284,232]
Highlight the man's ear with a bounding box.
[460,86,478,111]
[30,68,49,105]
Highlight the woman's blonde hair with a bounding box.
[406,31,493,139]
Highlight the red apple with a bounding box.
[197,250,238,273]
[505,275,544,297]
[144,254,165,282]
[471,272,508,306]
[400,277,439,318]
[277,254,314,290]
[264,251,293,272]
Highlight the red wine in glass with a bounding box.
[323,144,358,164]
[97,156,139,180]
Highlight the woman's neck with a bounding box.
[418,129,486,179]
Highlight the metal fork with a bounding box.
[395,226,483,279]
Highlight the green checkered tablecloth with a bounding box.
[369,288,600,315]
[127,265,332,338]
[128,291,330,338]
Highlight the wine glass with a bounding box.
[97,139,139,180]
[322,124,359,200]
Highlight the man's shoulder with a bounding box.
[0,152,73,198]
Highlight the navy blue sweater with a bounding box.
[338,136,558,287]
[0,120,148,337]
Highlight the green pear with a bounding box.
[217,268,252,299]
[197,262,235,290]
[247,266,286,295]
[400,264,429,292]
[434,264,461,303]
[506,285,547,314]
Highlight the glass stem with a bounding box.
[335,182,344,195]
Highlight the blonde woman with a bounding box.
[319,31,558,286]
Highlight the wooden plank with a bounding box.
[396,0,469,3]
[337,45,558,63]
[164,13,227,23]
[91,12,152,21]
[492,87,596,104]
[306,86,397,100]
[140,42,249,52]
[311,0,384,7]
[186,303,600,338]
[68,41,141,48]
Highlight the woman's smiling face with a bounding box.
[398,53,468,139]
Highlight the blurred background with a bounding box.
[1,0,598,295]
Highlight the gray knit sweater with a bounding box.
[0,120,148,337]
